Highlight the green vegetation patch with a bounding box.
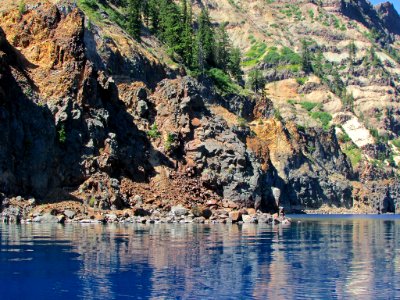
[310,111,332,131]
[207,68,244,95]
[279,4,303,21]
[299,101,318,112]
[147,124,161,139]
[77,0,126,29]
[242,41,268,67]
[392,139,400,150]
[343,144,362,167]
[296,77,307,85]
[58,124,67,144]
[264,46,302,65]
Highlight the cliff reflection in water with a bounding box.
[1,218,400,299]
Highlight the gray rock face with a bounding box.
[271,127,354,211]
[198,126,262,207]
[105,213,118,222]
[357,181,400,213]
[156,77,263,208]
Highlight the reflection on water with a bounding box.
[1,217,400,299]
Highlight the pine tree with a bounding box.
[181,0,188,24]
[369,46,380,68]
[142,0,149,26]
[159,0,184,57]
[127,0,142,41]
[301,39,312,73]
[148,0,159,32]
[229,47,243,83]
[248,69,265,93]
[195,8,215,70]
[348,40,356,72]
[181,0,194,66]
[214,24,231,71]
[312,49,324,78]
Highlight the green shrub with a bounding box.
[263,47,302,67]
[264,49,281,65]
[237,117,248,128]
[300,101,318,112]
[242,41,268,67]
[281,47,302,64]
[207,68,242,95]
[297,124,306,131]
[392,139,400,149]
[310,111,332,131]
[245,42,267,60]
[147,124,161,139]
[274,108,283,121]
[89,197,95,207]
[58,125,67,144]
[165,133,175,151]
[369,128,379,140]
[343,146,362,166]
[18,0,26,15]
[296,77,307,85]
[308,9,314,20]
[307,145,316,153]
[338,132,351,143]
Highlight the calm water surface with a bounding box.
[1,215,400,299]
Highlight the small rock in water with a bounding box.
[171,205,188,217]
[229,211,242,223]
[133,208,149,217]
[64,210,76,219]
[242,215,258,223]
[57,215,66,224]
[40,213,61,223]
[202,208,212,219]
[105,214,118,222]
[191,206,202,217]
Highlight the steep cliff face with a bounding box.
[339,0,389,39]
[376,2,400,36]
[0,0,270,215]
[1,0,400,218]
[0,4,154,206]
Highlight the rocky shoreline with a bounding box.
[0,197,291,225]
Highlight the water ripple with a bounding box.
[0,218,399,299]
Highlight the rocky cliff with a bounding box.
[1,0,400,223]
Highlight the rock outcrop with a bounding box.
[375,2,400,36]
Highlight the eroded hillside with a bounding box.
[201,0,400,212]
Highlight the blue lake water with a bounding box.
[1,215,400,299]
